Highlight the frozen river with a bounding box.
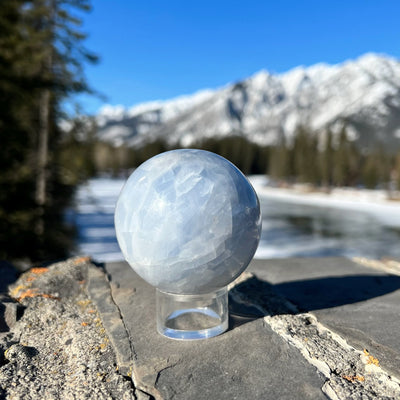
[67,178,400,262]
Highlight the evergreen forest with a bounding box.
[88,126,400,193]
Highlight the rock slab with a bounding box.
[0,257,136,400]
[1,256,400,400]
[105,258,400,400]
[105,262,327,400]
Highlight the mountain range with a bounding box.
[96,53,400,150]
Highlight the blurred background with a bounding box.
[1,0,400,266]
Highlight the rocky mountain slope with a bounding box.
[96,53,400,150]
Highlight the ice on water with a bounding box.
[115,149,261,294]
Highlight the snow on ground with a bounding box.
[70,178,126,262]
[68,176,400,263]
[249,176,400,228]
[249,176,400,260]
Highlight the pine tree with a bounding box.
[269,134,290,181]
[0,0,97,263]
[362,152,379,189]
[320,130,333,187]
[332,127,350,186]
[292,126,319,184]
[362,144,390,189]
[0,1,40,261]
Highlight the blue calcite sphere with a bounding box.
[115,149,261,294]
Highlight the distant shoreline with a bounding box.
[249,176,400,228]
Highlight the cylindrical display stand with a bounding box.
[156,287,229,340]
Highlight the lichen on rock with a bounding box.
[0,257,136,400]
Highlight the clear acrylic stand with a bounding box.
[156,287,228,340]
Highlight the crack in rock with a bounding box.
[229,271,400,399]
[87,265,136,371]
[90,266,157,400]
[264,313,400,400]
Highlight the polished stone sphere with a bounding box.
[114,149,261,294]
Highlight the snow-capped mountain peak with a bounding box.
[96,53,400,150]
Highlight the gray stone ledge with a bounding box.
[104,258,400,400]
[1,257,400,400]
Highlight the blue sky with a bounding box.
[76,0,400,114]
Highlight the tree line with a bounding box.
[268,126,398,190]
[88,126,400,192]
